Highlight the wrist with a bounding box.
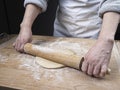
[20,23,32,29]
[98,37,114,45]
[19,23,32,34]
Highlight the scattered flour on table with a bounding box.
[45,41,88,55]
[18,54,71,82]
[33,40,88,56]
[0,54,8,62]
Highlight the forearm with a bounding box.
[21,4,42,29]
[98,12,120,42]
[82,12,120,78]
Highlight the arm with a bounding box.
[13,4,42,52]
[21,4,42,29]
[13,0,48,52]
[98,12,120,42]
[22,0,48,27]
[81,12,120,77]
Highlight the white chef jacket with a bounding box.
[24,0,120,38]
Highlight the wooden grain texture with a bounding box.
[0,35,120,90]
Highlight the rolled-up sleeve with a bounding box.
[24,0,48,12]
[99,0,120,18]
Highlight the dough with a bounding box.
[35,57,65,69]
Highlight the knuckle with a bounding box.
[93,73,99,77]
[93,70,99,76]
[101,71,106,76]
[87,71,92,76]
[17,48,20,51]
[81,67,87,73]
[81,67,86,73]
[100,73,105,77]
[93,68,99,74]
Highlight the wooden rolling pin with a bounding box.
[24,43,111,73]
[24,43,82,69]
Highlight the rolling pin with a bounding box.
[24,43,111,73]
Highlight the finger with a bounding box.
[13,42,15,47]
[16,41,21,51]
[100,65,107,77]
[93,64,101,77]
[19,44,25,53]
[81,60,88,73]
[87,64,94,76]
[15,41,19,51]
[14,41,18,50]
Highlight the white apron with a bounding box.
[54,0,102,38]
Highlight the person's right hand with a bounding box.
[13,27,32,52]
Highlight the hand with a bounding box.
[13,27,32,52]
[81,39,114,78]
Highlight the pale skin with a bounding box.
[13,4,120,78]
[13,4,41,52]
[82,13,120,77]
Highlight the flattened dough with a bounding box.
[35,57,65,69]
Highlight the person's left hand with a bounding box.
[81,39,114,78]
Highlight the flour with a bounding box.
[18,54,66,82]
[32,43,76,55]
[33,40,86,54]
[33,40,88,56]
[18,55,41,80]
[47,41,87,56]
[0,54,8,62]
